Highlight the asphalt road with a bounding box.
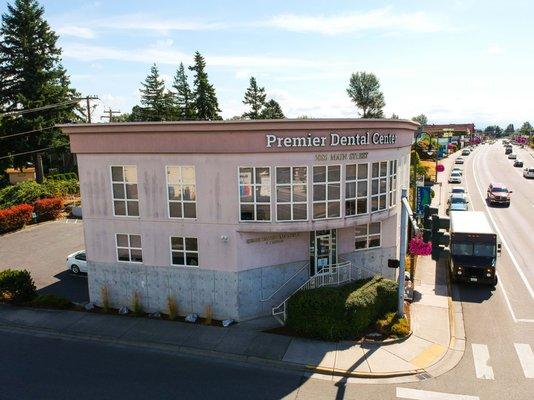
[0,219,88,302]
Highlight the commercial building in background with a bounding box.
[425,123,476,148]
[60,119,418,321]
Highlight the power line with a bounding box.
[101,108,121,123]
[0,125,56,140]
[0,95,98,118]
[0,143,69,160]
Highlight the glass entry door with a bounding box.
[309,230,337,276]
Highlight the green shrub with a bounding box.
[376,311,397,335]
[390,317,410,338]
[0,269,36,303]
[28,293,71,309]
[0,179,79,208]
[286,277,398,341]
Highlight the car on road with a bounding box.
[507,153,517,159]
[461,149,470,156]
[452,167,463,176]
[449,171,462,183]
[450,186,467,195]
[486,183,512,206]
[505,147,512,155]
[66,250,87,274]
[455,157,464,164]
[447,193,469,215]
[524,167,534,178]
[513,159,523,167]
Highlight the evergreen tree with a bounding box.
[346,72,385,118]
[242,77,266,119]
[189,51,221,121]
[171,62,196,120]
[504,123,515,134]
[137,63,171,121]
[519,121,532,135]
[261,99,285,119]
[0,0,80,181]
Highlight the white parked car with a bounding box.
[66,250,87,274]
[508,153,517,159]
[452,167,463,176]
[455,157,464,164]
[449,171,462,184]
[524,167,534,179]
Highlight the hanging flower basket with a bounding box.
[436,164,445,173]
[409,235,432,256]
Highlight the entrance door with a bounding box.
[310,230,337,276]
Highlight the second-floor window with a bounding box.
[389,160,398,207]
[239,167,271,221]
[111,166,139,217]
[371,161,388,212]
[313,165,341,219]
[166,166,196,219]
[345,163,368,216]
[276,166,308,221]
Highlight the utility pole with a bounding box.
[84,95,99,123]
[100,108,121,123]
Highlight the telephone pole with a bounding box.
[100,108,121,123]
[84,95,99,123]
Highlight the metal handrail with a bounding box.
[272,260,352,324]
[260,262,309,302]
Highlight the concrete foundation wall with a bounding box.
[87,244,395,321]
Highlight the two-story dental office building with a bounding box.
[60,119,418,322]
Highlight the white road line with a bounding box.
[471,344,494,379]
[396,387,479,400]
[471,149,534,300]
[514,343,534,378]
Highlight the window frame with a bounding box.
[237,166,272,222]
[370,161,388,213]
[344,162,369,217]
[169,236,199,267]
[354,222,382,251]
[275,166,309,222]
[165,165,197,220]
[110,165,139,217]
[312,164,342,220]
[115,233,143,263]
[388,160,398,208]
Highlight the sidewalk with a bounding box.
[0,166,464,381]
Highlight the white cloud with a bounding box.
[56,25,96,39]
[61,42,349,70]
[486,44,504,55]
[264,8,449,35]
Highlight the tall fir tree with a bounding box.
[261,99,285,119]
[0,0,80,180]
[242,77,266,119]
[172,62,196,120]
[189,51,221,121]
[136,63,172,121]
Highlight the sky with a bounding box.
[1,0,533,128]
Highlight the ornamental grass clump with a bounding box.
[131,290,144,316]
[167,295,178,320]
[100,285,111,313]
[203,304,213,325]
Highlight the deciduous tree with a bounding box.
[346,72,385,118]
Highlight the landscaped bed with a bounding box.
[283,276,410,341]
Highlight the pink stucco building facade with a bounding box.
[61,119,418,321]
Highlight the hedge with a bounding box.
[0,179,79,208]
[0,269,36,303]
[286,276,398,341]
[0,204,33,234]
[47,172,78,181]
[34,198,64,222]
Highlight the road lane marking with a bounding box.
[514,343,534,378]
[396,387,479,400]
[471,149,534,300]
[471,344,494,379]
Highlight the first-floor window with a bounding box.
[170,236,199,267]
[354,222,381,250]
[116,234,143,262]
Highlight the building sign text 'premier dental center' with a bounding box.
[265,132,397,148]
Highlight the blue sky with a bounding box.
[2,0,533,128]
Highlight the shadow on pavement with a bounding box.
[38,270,89,303]
[455,284,494,303]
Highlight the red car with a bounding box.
[486,183,512,206]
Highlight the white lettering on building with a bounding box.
[265,132,396,148]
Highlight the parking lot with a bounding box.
[0,219,88,303]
